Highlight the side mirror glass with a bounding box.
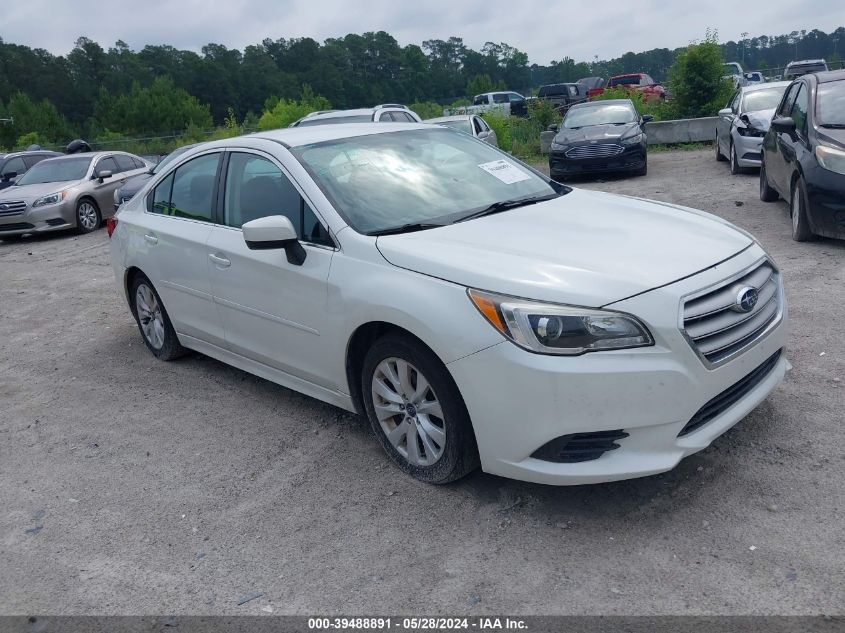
[242,215,306,265]
[771,116,796,133]
[718,108,732,117]
[97,169,113,181]
[1,171,17,181]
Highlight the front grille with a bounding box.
[0,222,34,232]
[682,260,782,364]
[679,350,782,437]
[565,144,624,159]
[0,200,27,216]
[531,430,629,463]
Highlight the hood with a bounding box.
[376,188,752,307]
[817,126,845,148]
[742,108,776,132]
[0,180,81,201]
[118,172,153,198]
[555,122,640,144]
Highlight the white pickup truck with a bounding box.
[444,91,526,117]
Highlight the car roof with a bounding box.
[300,105,411,122]
[786,59,826,66]
[426,115,473,123]
[741,81,791,92]
[34,151,134,166]
[610,73,645,78]
[241,122,433,148]
[815,69,845,83]
[568,99,634,111]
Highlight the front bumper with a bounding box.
[549,143,646,178]
[804,163,845,239]
[733,131,765,167]
[0,201,76,235]
[447,247,789,485]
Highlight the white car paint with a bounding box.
[110,123,789,485]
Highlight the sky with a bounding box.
[4,0,843,64]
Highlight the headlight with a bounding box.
[32,191,67,208]
[621,133,643,145]
[736,125,765,138]
[816,145,845,176]
[550,141,569,151]
[468,289,653,355]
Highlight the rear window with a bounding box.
[785,63,827,78]
[539,85,568,97]
[609,76,640,87]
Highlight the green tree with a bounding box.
[667,31,734,118]
[258,85,331,130]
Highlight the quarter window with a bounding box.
[223,152,333,246]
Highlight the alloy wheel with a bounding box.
[78,202,98,230]
[135,283,165,350]
[371,357,446,467]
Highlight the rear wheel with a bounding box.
[130,275,186,360]
[76,199,101,234]
[759,161,779,202]
[790,178,814,242]
[362,334,478,484]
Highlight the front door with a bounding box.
[206,150,337,388]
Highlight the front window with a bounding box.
[292,128,560,235]
[16,157,91,185]
[817,80,845,127]
[563,104,637,129]
[742,87,788,113]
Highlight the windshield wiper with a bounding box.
[820,123,845,129]
[369,222,445,237]
[455,193,560,223]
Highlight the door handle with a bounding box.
[208,253,231,268]
[143,234,158,245]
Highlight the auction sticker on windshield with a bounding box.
[478,159,532,184]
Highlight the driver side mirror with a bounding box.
[548,123,559,132]
[242,215,306,266]
[771,116,796,133]
[96,169,113,182]
[718,108,732,117]
[1,171,17,182]
[641,114,653,124]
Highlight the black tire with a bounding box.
[361,333,479,484]
[75,198,101,234]
[790,178,814,242]
[636,156,648,177]
[759,161,779,202]
[729,142,743,175]
[715,135,726,161]
[129,274,186,361]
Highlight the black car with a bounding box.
[760,70,845,241]
[113,143,197,210]
[537,83,588,112]
[548,99,652,180]
[0,150,62,191]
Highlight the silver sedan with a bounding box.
[715,81,790,174]
[425,115,498,147]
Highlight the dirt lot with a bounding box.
[1,149,843,615]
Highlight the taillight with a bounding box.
[106,217,118,238]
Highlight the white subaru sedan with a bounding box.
[108,124,788,485]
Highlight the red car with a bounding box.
[590,73,666,102]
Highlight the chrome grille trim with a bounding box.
[681,258,784,367]
[0,200,27,216]
[565,144,624,159]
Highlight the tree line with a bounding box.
[0,26,843,149]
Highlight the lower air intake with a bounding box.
[531,430,629,463]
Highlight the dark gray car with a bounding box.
[113,144,198,211]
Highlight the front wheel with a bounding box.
[362,334,479,484]
[729,142,743,175]
[76,199,101,234]
[715,135,726,161]
[790,179,814,242]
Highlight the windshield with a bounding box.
[817,80,845,126]
[437,120,473,134]
[742,87,787,112]
[298,115,372,127]
[16,156,91,185]
[292,128,557,234]
[563,104,637,128]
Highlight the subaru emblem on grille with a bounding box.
[734,286,759,313]
[0,204,7,210]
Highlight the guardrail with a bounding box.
[540,116,719,153]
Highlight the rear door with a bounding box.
[133,150,226,347]
[206,150,337,388]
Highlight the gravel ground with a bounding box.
[0,148,843,616]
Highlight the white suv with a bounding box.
[291,105,421,127]
[108,124,788,485]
